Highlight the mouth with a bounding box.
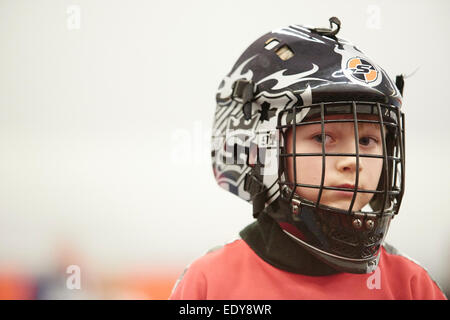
[330,184,357,197]
[333,184,356,191]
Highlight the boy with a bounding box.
[169,18,447,299]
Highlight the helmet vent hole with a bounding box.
[264,38,280,50]
[275,45,294,61]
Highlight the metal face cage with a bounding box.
[273,101,405,266]
[277,101,405,217]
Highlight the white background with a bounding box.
[0,0,449,295]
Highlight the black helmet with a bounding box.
[211,18,405,274]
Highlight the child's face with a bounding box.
[285,114,383,211]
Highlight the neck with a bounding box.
[239,205,340,276]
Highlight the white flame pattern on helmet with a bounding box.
[256,64,328,90]
[217,56,256,101]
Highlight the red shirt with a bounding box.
[170,239,446,300]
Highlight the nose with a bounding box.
[334,140,363,173]
[336,155,362,173]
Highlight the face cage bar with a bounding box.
[276,101,405,217]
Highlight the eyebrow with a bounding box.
[357,121,381,130]
[295,119,384,137]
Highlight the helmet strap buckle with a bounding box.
[232,79,255,120]
[244,170,268,219]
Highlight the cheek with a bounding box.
[365,158,384,189]
[285,130,325,185]
[294,157,324,203]
[294,156,323,184]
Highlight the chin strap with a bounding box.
[244,169,268,219]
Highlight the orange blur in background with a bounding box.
[0,266,180,300]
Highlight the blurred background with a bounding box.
[0,0,449,299]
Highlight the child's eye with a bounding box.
[312,134,333,144]
[359,136,378,146]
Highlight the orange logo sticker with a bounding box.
[346,57,378,84]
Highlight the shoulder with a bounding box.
[381,242,422,269]
[169,238,252,299]
[381,242,435,277]
[194,238,250,267]
[380,242,447,300]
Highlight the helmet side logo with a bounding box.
[346,57,378,84]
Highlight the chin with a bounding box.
[298,191,369,212]
[320,199,366,212]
